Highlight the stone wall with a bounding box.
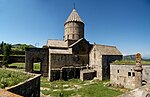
[64,22,84,41]
[142,65,150,82]
[0,55,25,63]
[25,48,49,77]
[102,55,122,80]
[89,47,102,80]
[50,54,88,68]
[50,68,81,81]
[6,73,41,97]
[49,53,88,81]
[89,50,122,80]
[48,38,91,81]
[11,51,25,55]
[110,64,150,89]
[9,56,25,63]
[80,69,96,81]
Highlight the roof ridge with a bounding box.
[95,44,116,48]
[47,39,64,41]
[69,38,84,47]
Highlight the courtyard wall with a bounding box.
[6,73,41,97]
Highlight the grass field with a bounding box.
[8,62,40,71]
[113,60,150,65]
[9,63,25,68]
[40,77,124,97]
[0,68,33,89]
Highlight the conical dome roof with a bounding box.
[65,9,84,24]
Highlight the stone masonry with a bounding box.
[25,48,49,77]
[25,8,122,81]
[110,64,150,89]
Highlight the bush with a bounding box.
[2,44,11,67]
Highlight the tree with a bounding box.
[0,41,4,53]
[2,44,11,67]
[20,44,30,51]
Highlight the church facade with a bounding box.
[25,8,122,81]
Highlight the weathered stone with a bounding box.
[118,84,150,97]
[80,69,96,81]
[25,48,49,77]
[110,64,150,89]
[25,8,122,83]
[6,73,41,97]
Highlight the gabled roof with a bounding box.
[47,40,68,48]
[65,9,84,24]
[93,44,122,55]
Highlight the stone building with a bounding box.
[89,44,122,80]
[110,64,150,89]
[25,8,122,81]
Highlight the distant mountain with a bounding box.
[12,44,35,48]
[123,55,150,61]
[123,55,136,60]
[12,44,36,51]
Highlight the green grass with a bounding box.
[113,60,150,65]
[9,63,25,69]
[0,68,33,89]
[40,77,123,97]
[5,63,124,97]
[8,62,40,71]
[33,63,40,71]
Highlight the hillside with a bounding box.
[123,55,150,61]
[11,44,35,51]
[0,43,36,55]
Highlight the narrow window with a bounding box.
[73,34,74,39]
[132,72,135,76]
[117,70,119,73]
[77,56,79,61]
[94,49,96,59]
[67,35,69,39]
[128,72,131,77]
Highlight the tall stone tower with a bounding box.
[64,8,84,41]
[134,53,143,88]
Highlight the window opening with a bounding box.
[128,72,131,77]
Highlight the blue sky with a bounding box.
[0,0,150,57]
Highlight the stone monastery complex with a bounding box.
[25,8,150,92]
[25,8,122,81]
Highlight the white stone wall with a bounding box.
[89,46,103,80]
[110,64,135,89]
[110,64,150,89]
[142,65,150,82]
